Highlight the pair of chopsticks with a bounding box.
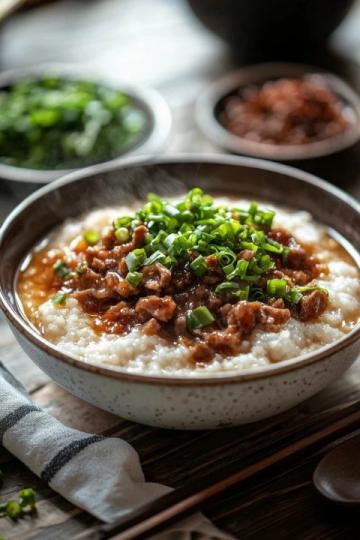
[80,400,360,540]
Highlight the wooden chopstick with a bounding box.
[78,401,360,540]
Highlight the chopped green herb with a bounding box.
[5,500,22,520]
[53,259,70,279]
[114,216,132,228]
[126,271,143,287]
[125,248,146,271]
[143,250,166,266]
[285,288,303,304]
[51,292,67,305]
[83,230,100,245]
[187,306,215,331]
[0,77,147,170]
[215,281,240,294]
[115,227,130,244]
[234,286,250,300]
[110,188,327,306]
[190,255,208,277]
[266,278,287,298]
[296,285,329,295]
[19,489,36,509]
[0,484,36,521]
[76,261,87,275]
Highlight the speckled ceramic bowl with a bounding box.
[0,155,359,429]
[196,64,360,161]
[0,65,171,184]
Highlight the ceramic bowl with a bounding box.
[0,155,359,430]
[0,65,171,184]
[186,0,356,61]
[196,64,360,161]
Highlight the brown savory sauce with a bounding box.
[17,224,332,363]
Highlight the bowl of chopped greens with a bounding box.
[0,66,171,183]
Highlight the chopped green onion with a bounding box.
[227,259,249,280]
[125,248,146,271]
[52,292,67,305]
[215,281,240,294]
[234,286,250,300]
[296,285,328,295]
[76,261,87,275]
[5,500,22,520]
[83,230,100,245]
[186,306,215,331]
[126,271,143,287]
[266,278,287,297]
[53,259,70,279]
[263,239,283,254]
[115,227,130,244]
[143,250,166,266]
[216,248,237,267]
[0,487,36,520]
[285,288,303,304]
[19,489,36,509]
[239,241,258,253]
[164,204,180,217]
[105,188,328,313]
[114,216,132,228]
[190,255,208,277]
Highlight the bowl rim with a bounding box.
[0,63,172,184]
[1,153,360,386]
[196,62,360,161]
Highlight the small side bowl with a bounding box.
[0,65,172,184]
[0,155,359,429]
[196,63,360,161]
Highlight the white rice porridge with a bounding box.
[19,198,360,375]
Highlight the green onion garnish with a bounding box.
[76,261,87,275]
[115,227,130,244]
[109,189,327,307]
[266,278,287,297]
[126,271,143,287]
[114,216,132,228]
[296,285,328,295]
[0,487,36,520]
[190,255,208,277]
[125,248,146,271]
[234,286,250,300]
[51,292,67,305]
[143,250,166,267]
[227,259,249,280]
[186,306,215,332]
[215,281,240,294]
[284,288,303,304]
[53,260,70,279]
[83,230,100,245]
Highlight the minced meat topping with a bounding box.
[31,189,329,362]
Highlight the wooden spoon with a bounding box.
[313,433,360,505]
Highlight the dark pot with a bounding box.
[186,0,356,62]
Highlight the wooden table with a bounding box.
[1,1,360,538]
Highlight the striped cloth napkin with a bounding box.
[0,362,234,539]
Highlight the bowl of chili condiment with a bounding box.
[196,64,360,161]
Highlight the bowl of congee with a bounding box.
[0,155,359,429]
